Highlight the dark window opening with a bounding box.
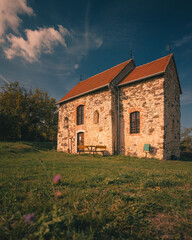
[172,119,175,131]
[130,111,140,134]
[77,105,84,125]
[64,117,69,128]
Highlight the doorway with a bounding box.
[77,132,84,152]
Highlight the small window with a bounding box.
[93,110,99,124]
[77,105,84,125]
[64,117,69,128]
[130,111,140,134]
[172,119,175,131]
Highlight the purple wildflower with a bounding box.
[53,174,61,184]
[24,213,35,224]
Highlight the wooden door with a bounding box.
[77,132,84,151]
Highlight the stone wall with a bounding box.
[164,58,181,159]
[57,88,114,154]
[111,90,118,154]
[118,77,165,159]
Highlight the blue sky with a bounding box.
[0,0,192,127]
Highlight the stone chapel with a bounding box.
[57,54,181,160]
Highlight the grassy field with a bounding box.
[0,142,192,240]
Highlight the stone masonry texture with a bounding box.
[57,88,114,155]
[164,58,180,159]
[118,77,165,159]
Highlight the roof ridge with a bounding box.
[135,53,173,69]
[79,59,132,83]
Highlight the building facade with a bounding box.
[57,54,181,160]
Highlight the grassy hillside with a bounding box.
[0,142,192,239]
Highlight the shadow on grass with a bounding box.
[179,151,192,161]
[24,141,57,151]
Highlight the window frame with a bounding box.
[77,105,84,125]
[130,111,140,134]
[64,117,69,128]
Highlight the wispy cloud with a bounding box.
[4,25,70,62]
[0,74,10,84]
[84,1,90,56]
[173,34,192,47]
[84,1,103,57]
[74,64,79,70]
[166,34,192,50]
[65,31,103,59]
[181,89,192,105]
[0,0,34,37]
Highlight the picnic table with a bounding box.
[78,145,106,156]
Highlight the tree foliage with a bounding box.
[0,82,58,141]
[180,127,192,152]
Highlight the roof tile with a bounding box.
[119,54,172,85]
[58,59,132,103]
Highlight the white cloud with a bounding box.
[58,25,70,36]
[0,0,102,64]
[4,26,70,62]
[74,64,79,69]
[0,1,72,62]
[0,0,34,36]
[181,89,192,105]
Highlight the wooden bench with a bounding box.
[78,145,106,156]
[95,145,106,156]
[78,145,89,154]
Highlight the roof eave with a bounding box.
[118,71,165,87]
[57,84,109,105]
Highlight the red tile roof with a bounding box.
[58,59,132,103]
[58,54,173,104]
[119,54,172,86]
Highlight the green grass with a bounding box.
[0,142,192,239]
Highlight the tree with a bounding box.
[180,127,192,152]
[0,82,58,141]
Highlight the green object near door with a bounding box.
[144,144,150,152]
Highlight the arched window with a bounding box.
[77,105,84,125]
[64,117,69,128]
[130,111,140,134]
[93,110,99,124]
